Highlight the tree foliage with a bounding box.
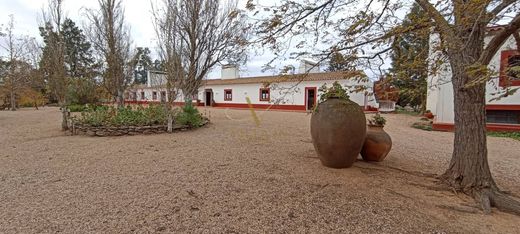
[388,3,430,112]
[253,0,520,215]
[131,47,152,84]
[85,0,133,108]
[152,0,249,98]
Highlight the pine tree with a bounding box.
[61,19,96,78]
[131,47,152,84]
[388,3,430,112]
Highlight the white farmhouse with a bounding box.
[125,60,378,112]
[426,28,520,131]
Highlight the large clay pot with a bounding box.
[361,125,392,162]
[310,98,367,168]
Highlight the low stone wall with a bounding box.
[71,124,193,137]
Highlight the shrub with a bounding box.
[68,104,87,112]
[368,113,387,126]
[74,105,170,127]
[74,104,204,128]
[176,104,203,127]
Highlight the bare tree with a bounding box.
[152,0,185,132]
[85,0,133,108]
[152,0,248,104]
[40,0,68,130]
[254,0,520,215]
[0,15,31,111]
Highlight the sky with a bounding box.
[0,0,296,79]
[0,0,395,80]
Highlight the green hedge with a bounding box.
[73,104,204,128]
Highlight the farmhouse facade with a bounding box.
[426,28,520,131]
[125,61,378,112]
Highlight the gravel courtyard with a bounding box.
[1,107,519,233]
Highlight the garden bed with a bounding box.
[71,120,209,137]
[68,104,208,137]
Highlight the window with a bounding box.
[141,91,145,100]
[486,110,520,124]
[152,91,157,100]
[131,92,137,101]
[500,50,520,87]
[160,91,167,102]
[224,89,232,101]
[259,88,270,101]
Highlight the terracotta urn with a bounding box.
[361,125,392,162]
[310,98,367,168]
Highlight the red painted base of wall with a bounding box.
[213,103,307,111]
[123,100,205,106]
[433,122,520,132]
[122,100,378,113]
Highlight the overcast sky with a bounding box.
[0,0,392,79]
[0,0,299,79]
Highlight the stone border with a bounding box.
[71,120,208,137]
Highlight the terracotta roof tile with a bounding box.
[129,71,366,89]
[202,71,366,86]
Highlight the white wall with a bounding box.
[129,77,376,109]
[427,34,520,124]
[199,79,372,107]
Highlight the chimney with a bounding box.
[298,59,320,74]
[221,64,239,79]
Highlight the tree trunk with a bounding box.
[167,112,173,133]
[116,89,124,108]
[9,89,16,111]
[441,54,520,215]
[61,105,69,131]
[440,62,495,192]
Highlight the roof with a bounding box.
[202,71,366,86]
[128,71,366,90]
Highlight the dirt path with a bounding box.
[0,107,519,233]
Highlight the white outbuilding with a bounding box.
[125,61,378,112]
[426,27,520,131]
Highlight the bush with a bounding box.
[68,104,87,112]
[74,104,204,128]
[74,104,170,127]
[176,104,203,127]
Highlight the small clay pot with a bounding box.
[424,112,434,119]
[310,98,367,168]
[361,125,392,162]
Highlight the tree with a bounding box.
[40,0,68,130]
[152,0,248,101]
[326,48,356,72]
[61,18,96,79]
[253,0,520,215]
[131,47,152,84]
[0,15,31,111]
[85,0,133,108]
[388,3,430,112]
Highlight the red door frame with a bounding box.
[305,87,317,111]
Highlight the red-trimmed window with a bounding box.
[152,91,157,100]
[224,89,232,101]
[141,91,145,100]
[499,50,520,87]
[259,88,270,101]
[131,91,137,101]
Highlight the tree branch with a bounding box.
[414,0,457,42]
[480,13,520,65]
[489,0,517,20]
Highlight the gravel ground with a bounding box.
[1,107,519,233]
